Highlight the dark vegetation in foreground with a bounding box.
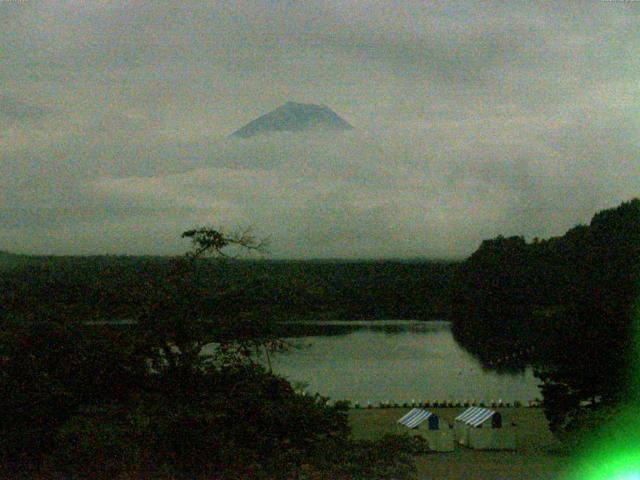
[0,231,426,479]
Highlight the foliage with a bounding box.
[0,256,458,324]
[0,226,422,479]
[451,198,640,438]
[302,433,426,480]
[0,320,150,469]
[45,368,352,479]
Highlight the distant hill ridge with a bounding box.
[231,101,353,138]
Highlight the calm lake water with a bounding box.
[268,321,541,404]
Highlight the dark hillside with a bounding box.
[451,198,640,433]
[0,257,458,322]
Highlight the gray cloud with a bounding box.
[0,1,638,257]
[0,95,51,122]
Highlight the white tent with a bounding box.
[453,407,516,450]
[397,408,454,452]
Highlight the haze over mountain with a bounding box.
[231,102,353,138]
[0,2,638,258]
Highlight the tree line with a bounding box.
[450,198,640,438]
[0,255,457,323]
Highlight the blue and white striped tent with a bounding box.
[454,407,514,449]
[397,408,438,429]
[398,408,454,451]
[455,407,501,428]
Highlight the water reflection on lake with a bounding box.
[269,321,541,404]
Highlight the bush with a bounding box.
[49,405,151,479]
[304,434,426,480]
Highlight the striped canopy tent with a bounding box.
[398,408,439,430]
[397,408,454,452]
[454,407,515,450]
[455,407,501,428]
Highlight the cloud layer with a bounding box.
[1,1,638,258]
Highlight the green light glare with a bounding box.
[614,473,640,480]
[570,419,640,479]
[566,299,640,480]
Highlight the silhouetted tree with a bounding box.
[451,199,640,438]
[0,226,422,479]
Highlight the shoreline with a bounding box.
[343,401,542,409]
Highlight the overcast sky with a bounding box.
[1,1,638,258]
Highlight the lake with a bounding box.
[268,321,541,404]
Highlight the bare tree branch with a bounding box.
[181,226,268,261]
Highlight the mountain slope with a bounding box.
[231,101,353,138]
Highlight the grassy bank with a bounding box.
[349,407,572,479]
